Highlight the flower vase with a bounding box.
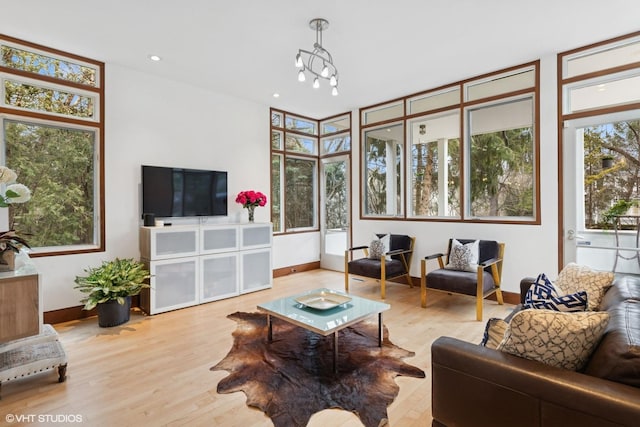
[247,205,255,222]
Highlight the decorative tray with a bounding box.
[295,290,352,310]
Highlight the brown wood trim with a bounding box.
[1,33,106,258]
[273,261,321,278]
[44,295,141,324]
[557,30,640,59]
[557,44,566,271]
[562,102,640,122]
[0,33,104,67]
[44,305,98,324]
[486,290,520,306]
[556,30,640,272]
[357,60,540,224]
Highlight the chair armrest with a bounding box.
[478,257,501,267]
[424,253,444,260]
[387,248,412,256]
[346,245,368,252]
[520,277,536,304]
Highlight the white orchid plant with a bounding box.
[0,166,31,207]
[0,166,32,253]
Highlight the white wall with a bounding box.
[33,64,270,311]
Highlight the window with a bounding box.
[285,157,317,229]
[270,109,351,234]
[271,110,319,232]
[1,35,104,255]
[408,112,460,217]
[360,62,539,223]
[362,123,404,216]
[467,97,535,218]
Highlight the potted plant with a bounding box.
[74,258,151,327]
[0,230,30,271]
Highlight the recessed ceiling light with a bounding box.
[273,93,280,98]
[148,55,162,62]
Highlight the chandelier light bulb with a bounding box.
[295,53,303,68]
[332,86,338,96]
[329,75,337,86]
[313,77,320,89]
[298,69,306,82]
[321,64,329,77]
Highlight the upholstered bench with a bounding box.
[0,324,67,398]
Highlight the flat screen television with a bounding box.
[142,165,228,218]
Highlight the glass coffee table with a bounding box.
[257,288,390,373]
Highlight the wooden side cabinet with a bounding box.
[0,259,40,344]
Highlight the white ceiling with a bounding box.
[2,0,639,118]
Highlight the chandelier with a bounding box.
[295,18,339,96]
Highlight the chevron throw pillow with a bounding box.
[524,273,588,312]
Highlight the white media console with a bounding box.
[139,222,272,314]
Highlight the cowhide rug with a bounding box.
[211,311,425,427]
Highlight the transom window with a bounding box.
[0,35,104,256]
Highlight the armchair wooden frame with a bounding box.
[420,241,505,321]
[344,236,416,300]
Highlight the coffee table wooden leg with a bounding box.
[378,313,383,347]
[267,314,273,342]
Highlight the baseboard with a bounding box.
[273,261,321,278]
[44,295,141,324]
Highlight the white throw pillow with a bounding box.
[445,239,479,272]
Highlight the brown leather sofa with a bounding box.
[431,275,640,427]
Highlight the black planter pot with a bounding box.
[602,158,614,168]
[97,296,131,327]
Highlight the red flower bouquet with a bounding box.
[236,190,267,222]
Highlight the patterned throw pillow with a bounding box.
[554,263,614,311]
[480,317,508,349]
[524,273,588,312]
[444,239,479,272]
[369,234,390,260]
[497,309,610,371]
[369,239,385,260]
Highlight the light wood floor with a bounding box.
[1,270,514,427]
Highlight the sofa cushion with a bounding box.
[599,275,640,311]
[554,263,614,311]
[497,309,610,371]
[426,269,496,296]
[584,300,640,387]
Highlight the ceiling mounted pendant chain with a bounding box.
[295,18,339,96]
